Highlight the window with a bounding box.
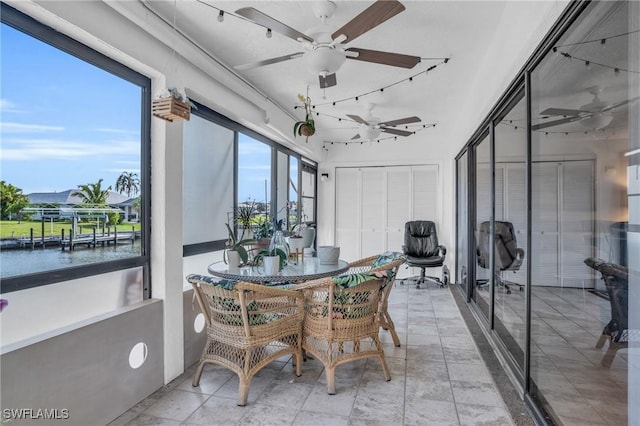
[0,5,150,292]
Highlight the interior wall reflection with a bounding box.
[473,135,491,320]
[456,152,469,289]
[529,1,635,424]
[492,93,528,371]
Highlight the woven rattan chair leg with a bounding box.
[380,355,391,381]
[326,367,336,395]
[294,351,302,377]
[389,328,401,347]
[238,377,250,406]
[596,333,609,349]
[601,341,627,368]
[192,360,206,387]
[382,312,401,347]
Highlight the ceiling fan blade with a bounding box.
[319,73,337,88]
[379,116,421,126]
[381,127,413,137]
[346,48,420,69]
[532,116,582,131]
[347,114,369,125]
[351,134,362,140]
[235,7,313,43]
[235,52,305,71]
[331,0,405,44]
[540,107,588,116]
[601,96,639,112]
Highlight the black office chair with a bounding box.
[584,257,636,367]
[402,221,448,288]
[476,221,525,294]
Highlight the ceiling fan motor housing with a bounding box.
[306,45,346,75]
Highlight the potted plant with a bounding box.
[234,199,257,240]
[224,223,256,268]
[253,247,288,274]
[288,223,305,255]
[294,92,315,142]
[152,87,196,122]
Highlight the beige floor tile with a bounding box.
[456,402,513,426]
[293,410,349,426]
[450,381,504,407]
[301,384,357,417]
[404,399,460,426]
[184,396,247,425]
[236,403,299,426]
[142,390,208,422]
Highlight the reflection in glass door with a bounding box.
[529,1,637,424]
[493,91,527,371]
[456,152,469,292]
[473,134,491,321]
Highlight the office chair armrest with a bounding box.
[515,248,525,259]
[438,245,447,256]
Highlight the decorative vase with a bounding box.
[226,250,241,269]
[288,236,305,253]
[317,246,340,264]
[263,255,280,275]
[269,230,289,263]
[300,227,315,249]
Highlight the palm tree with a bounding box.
[115,172,140,198]
[72,179,112,205]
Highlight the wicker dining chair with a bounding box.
[296,269,397,394]
[187,274,304,406]
[347,252,406,347]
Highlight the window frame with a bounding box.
[0,3,152,295]
[182,100,318,258]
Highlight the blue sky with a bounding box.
[1,22,293,203]
[1,23,141,196]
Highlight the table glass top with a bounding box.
[208,258,350,283]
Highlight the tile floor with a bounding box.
[109,283,516,426]
[477,285,629,426]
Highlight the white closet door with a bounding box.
[335,168,360,261]
[504,163,527,286]
[361,168,386,258]
[335,165,440,262]
[559,161,595,287]
[386,167,411,254]
[531,162,560,287]
[412,165,439,220]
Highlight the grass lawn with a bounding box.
[0,220,141,239]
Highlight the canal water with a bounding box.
[0,241,141,278]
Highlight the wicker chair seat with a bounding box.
[296,270,397,394]
[187,274,304,406]
[347,252,406,346]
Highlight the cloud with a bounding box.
[96,127,140,136]
[0,122,65,133]
[0,137,139,160]
[0,99,27,114]
[238,142,270,156]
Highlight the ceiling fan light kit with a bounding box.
[234,0,421,88]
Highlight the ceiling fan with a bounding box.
[533,86,634,131]
[234,0,421,88]
[347,103,420,140]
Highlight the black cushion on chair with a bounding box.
[403,221,446,269]
[405,255,444,267]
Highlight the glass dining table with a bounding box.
[207,257,350,284]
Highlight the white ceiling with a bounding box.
[140,0,573,152]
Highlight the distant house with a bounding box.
[25,190,138,222]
